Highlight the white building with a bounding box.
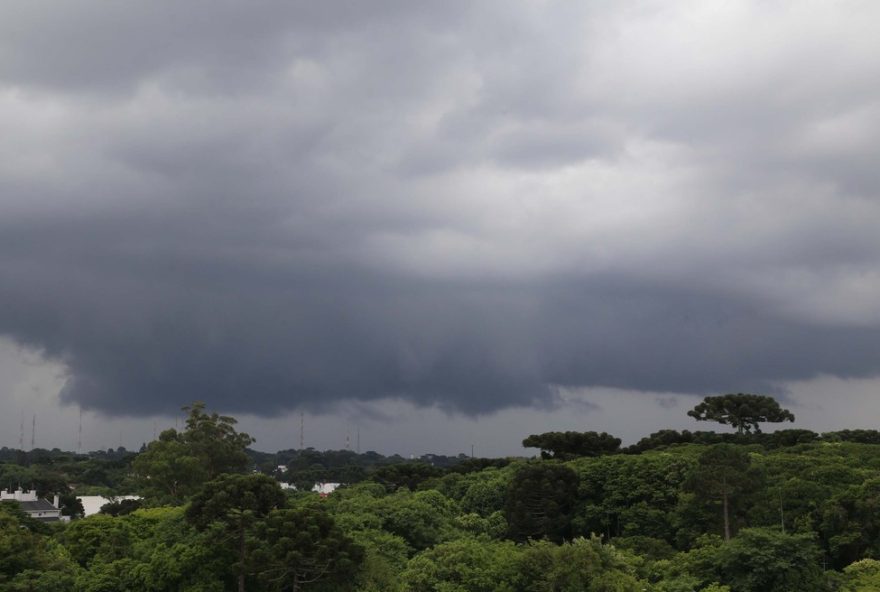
[0,488,63,522]
[277,482,341,496]
[312,482,341,496]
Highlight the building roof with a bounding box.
[18,499,59,512]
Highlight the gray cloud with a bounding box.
[2,1,880,419]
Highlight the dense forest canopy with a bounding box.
[3,401,880,591]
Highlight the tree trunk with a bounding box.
[722,491,731,542]
[238,524,246,592]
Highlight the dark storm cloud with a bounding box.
[2,1,880,417]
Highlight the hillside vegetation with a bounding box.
[3,401,880,591]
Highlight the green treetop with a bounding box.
[522,431,621,460]
[132,401,255,504]
[688,394,795,435]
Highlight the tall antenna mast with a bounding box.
[299,411,304,449]
[77,410,83,452]
[345,430,351,451]
[18,411,24,451]
[30,414,35,450]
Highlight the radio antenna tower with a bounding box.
[299,411,304,449]
[77,410,83,452]
[30,414,35,450]
[345,431,351,451]
[18,411,24,451]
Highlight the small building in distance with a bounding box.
[313,482,341,496]
[0,488,63,522]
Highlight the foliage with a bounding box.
[255,506,364,591]
[6,409,880,591]
[516,536,646,592]
[821,477,880,567]
[687,394,795,434]
[522,431,621,460]
[570,453,693,542]
[401,537,521,592]
[506,463,579,543]
[685,445,761,541]
[371,463,445,492]
[626,429,819,453]
[99,498,143,517]
[0,503,78,590]
[186,473,286,591]
[710,528,826,592]
[841,558,880,591]
[133,402,254,504]
[62,514,132,567]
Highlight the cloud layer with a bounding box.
[2,1,880,416]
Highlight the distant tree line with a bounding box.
[8,395,880,591]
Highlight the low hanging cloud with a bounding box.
[2,1,880,417]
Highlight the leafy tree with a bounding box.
[841,558,880,591]
[0,502,78,590]
[61,514,132,568]
[131,429,207,503]
[133,402,255,503]
[181,402,255,478]
[255,506,363,591]
[58,493,85,519]
[401,537,521,592]
[612,535,677,561]
[371,463,444,492]
[516,536,646,592]
[437,466,513,520]
[687,394,794,434]
[349,528,409,592]
[113,506,226,591]
[522,431,621,460]
[712,528,826,592]
[186,473,286,592]
[373,489,461,552]
[99,498,143,517]
[571,454,694,542]
[506,463,578,543]
[820,477,880,567]
[685,445,759,541]
[823,429,880,444]
[746,476,828,536]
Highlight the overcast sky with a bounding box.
[3,1,880,456]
